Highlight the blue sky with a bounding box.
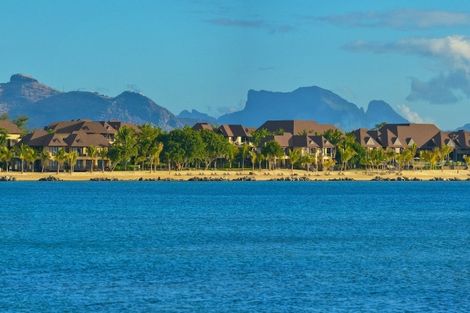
[1,0,470,129]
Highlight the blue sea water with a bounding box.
[0,182,470,312]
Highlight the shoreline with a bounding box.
[0,169,469,182]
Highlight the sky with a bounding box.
[1,0,470,129]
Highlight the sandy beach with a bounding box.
[1,169,469,181]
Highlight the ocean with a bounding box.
[1,182,469,312]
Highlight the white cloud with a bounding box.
[345,35,470,104]
[317,10,470,30]
[397,104,425,123]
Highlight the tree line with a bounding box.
[0,123,469,173]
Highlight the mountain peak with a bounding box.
[10,74,38,84]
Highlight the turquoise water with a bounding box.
[1,182,470,312]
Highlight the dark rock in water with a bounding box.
[188,177,228,182]
[38,176,62,181]
[138,177,163,181]
[270,176,311,182]
[0,176,16,181]
[232,177,256,181]
[90,177,119,181]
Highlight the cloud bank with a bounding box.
[345,35,470,104]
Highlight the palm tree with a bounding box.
[464,155,470,170]
[287,148,302,172]
[240,143,250,171]
[87,145,98,173]
[15,144,31,173]
[97,149,108,173]
[54,148,68,174]
[338,146,356,172]
[249,150,257,171]
[67,151,78,174]
[0,146,13,172]
[322,157,336,174]
[39,150,51,173]
[149,142,163,172]
[24,148,37,172]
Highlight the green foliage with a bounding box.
[251,128,271,147]
[287,148,302,170]
[0,129,7,147]
[161,127,204,170]
[200,129,228,169]
[261,141,284,170]
[111,126,138,170]
[0,146,13,171]
[54,148,68,173]
[14,116,29,133]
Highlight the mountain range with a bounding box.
[0,73,412,130]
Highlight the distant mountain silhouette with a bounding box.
[1,74,413,131]
[218,87,408,130]
[365,100,408,128]
[177,109,217,125]
[0,74,183,129]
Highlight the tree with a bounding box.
[464,155,470,170]
[0,129,7,147]
[322,157,336,174]
[439,145,454,165]
[112,126,138,170]
[251,128,271,147]
[54,148,68,174]
[261,141,284,170]
[287,148,302,172]
[15,144,32,173]
[99,149,108,172]
[240,143,250,171]
[24,148,37,172]
[137,124,161,170]
[225,144,238,169]
[149,142,163,172]
[338,146,356,172]
[0,146,13,172]
[199,130,227,170]
[39,150,51,173]
[87,145,98,173]
[67,151,78,174]
[300,153,316,172]
[14,116,29,134]
[249,150,257,171]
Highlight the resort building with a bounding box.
[217,124,253,145]
[20,129,110,171]
[0,119,22,147]
[352,123,463,160]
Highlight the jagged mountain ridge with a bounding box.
[217,86,408,130]
[1,74,411,131]
[0,74,183,129]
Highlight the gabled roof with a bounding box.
[290,135,319,148]
[449,130,470,149]
[0,120,22,134]
[263,134,292,148]
[21,130,110,148]
[64,132,110,148]
[47,120,114,135]
[352,128,381,148]
[218,124,251,138]
[310,135,334,148]
[258,120,336,135]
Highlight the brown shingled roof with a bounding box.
[0,120,22,134]
[218,124,251,138]
[258,120,336,135]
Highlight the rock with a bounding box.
[0,176,16,181]
[89,177,119,181]
[38,176,62,181]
